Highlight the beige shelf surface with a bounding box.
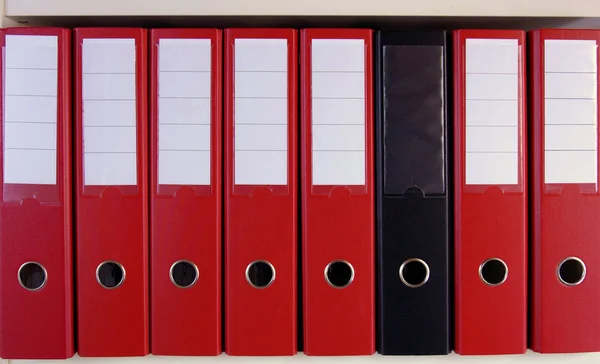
[4,0,600,17]
[4,352,600,364]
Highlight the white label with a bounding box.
[465,74,518,100]
[313,98,365,125]
[84,153,137,186]
[466,153,518,186]
[234,38,288,185]
[235,98,287,125]
[466,126,518,153]
[545,99,596,126]
[544,39,598,184]
[83,73,135,100]
[465,38,519,185]
[159,71,210,99]
[235,124,287,151]
[3,35,58,185]
[235,71,287,98]
[465,100,518,127]
[545,39,597,73]
[82,38,137,186]
[158,38,211,185]
[6,69,57,96]
[545,73,596,99]
[311,39,365,186]
[312,125,365,151]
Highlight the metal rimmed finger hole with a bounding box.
[399,258,430,288]
[170,260,199,288]
[324,260,354,289]
[96,261,125,289]
[479,258,508,286]
[558,257,586,286]
[18,262,47,291]
[245,260,275,289]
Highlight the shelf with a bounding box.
[2,3,600,364]
[5,352,600,364]
[4,0,600,18]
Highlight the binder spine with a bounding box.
[375,30,450,355]
[301,28,375,356]
[531,29,600,353]
[75,27,149,357]
[0,27,74,360]
[453,29,527,355]
[224,28,298,356]
[149,28,222,356]
[530,29,542,353]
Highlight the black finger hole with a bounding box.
[246,260,275,289]
[325,260,354,289]
[96,261,125,289]
[479,258,508,286]
[399,258,430,288]
[170,260,199,288]
[18,262,47,291]
[558,257,586,286]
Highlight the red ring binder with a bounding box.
[75,27,149,357]
[0,27,74,360]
